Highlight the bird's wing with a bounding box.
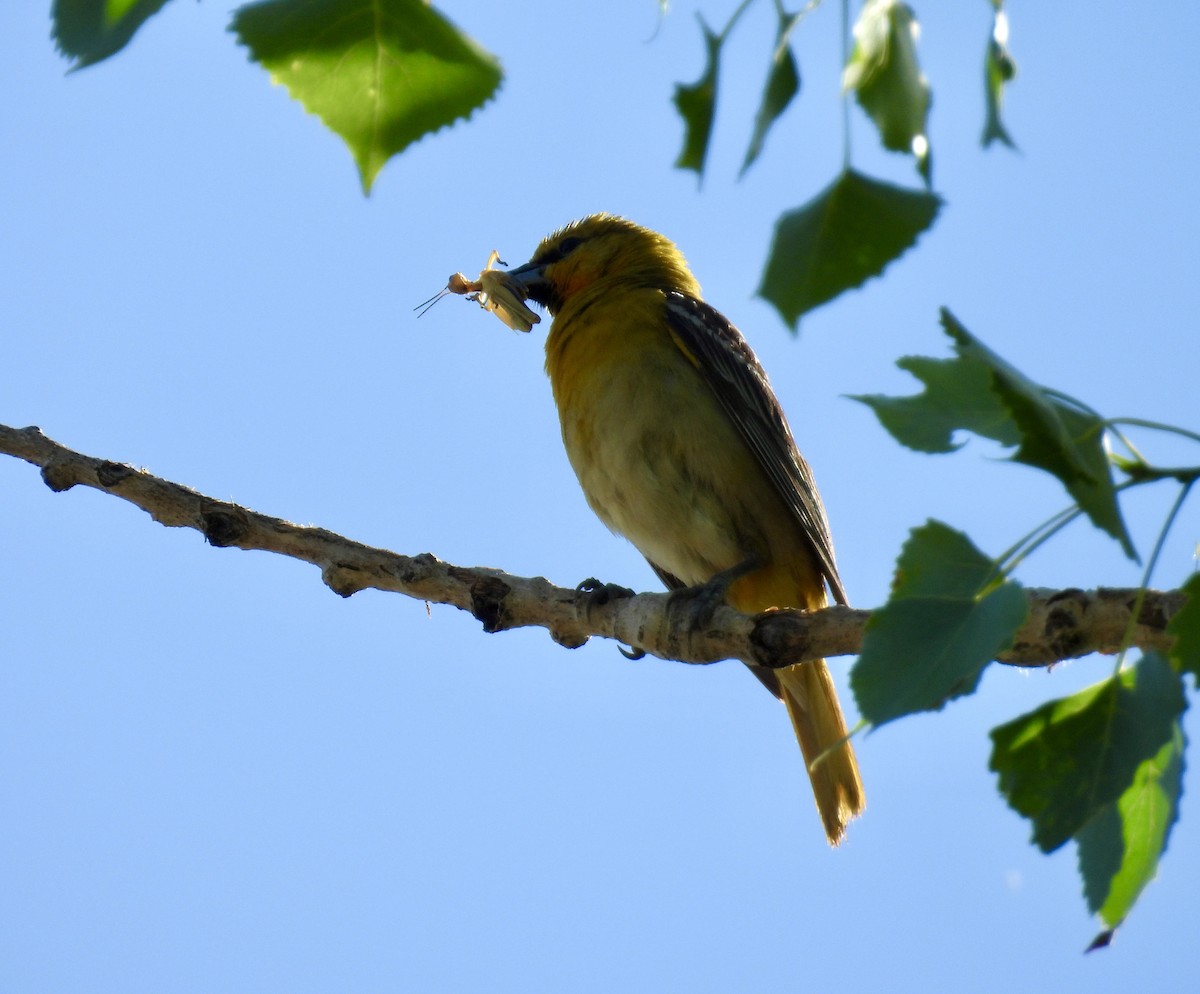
[663,292,847,606]
[646,560,685,590]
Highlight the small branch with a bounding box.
[0,424,1185,669]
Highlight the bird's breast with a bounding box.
[544,292,774,586]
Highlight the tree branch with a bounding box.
[1,423,1184,670]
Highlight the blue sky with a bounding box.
[2,2,1197,991]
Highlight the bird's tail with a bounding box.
[776,659,865,846]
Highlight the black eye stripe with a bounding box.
[535,235,584,266]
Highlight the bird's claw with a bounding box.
[666,556,760,630]
[575,577,637,607]
[575,578,645,660]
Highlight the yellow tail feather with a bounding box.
[777,659,865,846]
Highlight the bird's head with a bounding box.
[507,214,701,316]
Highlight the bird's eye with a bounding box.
[536,236,584,266]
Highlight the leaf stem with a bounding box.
[1040,386,1103,420]
[774,0,821,54]
[1120,463,1200,485]
[988,475,1162,585]
[719,0,758,41]
[1108,417,1200,446]
[1106,422,1147,465]
[989,502,1086,586]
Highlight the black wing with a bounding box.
[663,291,847,606]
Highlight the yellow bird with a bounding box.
[505,214,864,844]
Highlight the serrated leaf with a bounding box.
[1077,704,1185,931]
[53,0,173,69]
[231,0,502,194]
[854,311,1135,558]
[1167,572,1200,680]
[740,11,801,177]
[851,521,1027,727]
[941,310,1136,558]
[843,0,931,185]
[850,354,1021,453]
[758,168,940,327]
[989,652,1186,854]
[672,16,722,178]
[982,5,1018,149]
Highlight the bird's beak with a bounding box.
[504,260,551,308]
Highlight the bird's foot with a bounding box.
[666,556,760,630]
[575,577,637,606]
[575,578,646,659]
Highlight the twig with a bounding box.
[0,424,1185,669]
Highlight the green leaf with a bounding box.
[981,4,1018,149]
[758,168,940,327]
[851,521,1027,727]
[850,354,1021,453]
[855,311,1135,559]
[941,310,1136,558]
[989,652,1186,855]
[231,0,502,194]
[1077,706,1185,931]
[672,16,722,179]
[53,0,173,69]
[843,0,931,185]
[1167,572,1200,680]
[995,651,1187,940]
[740,11,801,177]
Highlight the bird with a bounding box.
[503,213,864,844]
